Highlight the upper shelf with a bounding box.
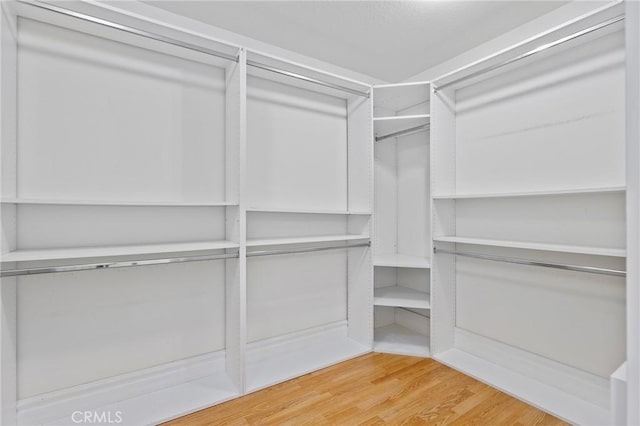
[1,240,239,263]
[247,234,369,247]
[432,186,625,200]
[433,236,625,257]
[374,115,430,141]
[0,198,237,207]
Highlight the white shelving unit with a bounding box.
[0,3,373,425]
[430,3,627,424]
[372,82,431,358]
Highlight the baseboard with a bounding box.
[17,350,229,425]
[433,328,610,425]
[246,320,370,392]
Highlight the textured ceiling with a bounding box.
[145,1,569,82]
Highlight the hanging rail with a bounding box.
[247,241,370,257]
[0,252,239,277]
[433,14,624,92]
[246,60,370,98]
[22,0,240,62]
[375,123,430,142]
[434,248,625,277]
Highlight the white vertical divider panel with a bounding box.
[347,94,373,346]
[0,2,17,424]
[626,2,640,424]
[224,49,245,394]
[430,86,456,355]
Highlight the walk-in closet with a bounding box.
[0,0,638,425]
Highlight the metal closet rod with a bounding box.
[375,123,430,142]
[24,0,240,62]
[246,60,370,98]
[247,241,370,257]
[0,252,239,277]
[434,14,624,92]
[434,248,626,277]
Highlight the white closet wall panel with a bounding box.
[17,261,226,398]
[456,254,625,377]
[454,192,626,250]
[246,251,347,342]
[373,140,397,253]
[246,76,348,211]
[455,32,625,194]
[16,205,226,249]
[397,132,430,258]
[17,18,226,202]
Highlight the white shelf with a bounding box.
[246,234,369,247]
[374,114,430,137]
[434,236,626,257]
[246,207,371,215]
[0,198,237,207]
[374,286,430,309]
[46,372,238,426]
[246,322,369,392]
[373,82,430,114]
[374,323,430,357]
[432,186,626,200]
[1,241,239,263]
[434,348,609,426]
[374,253,430,268]
[373,114,430,122]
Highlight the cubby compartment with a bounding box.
[374,306,430,357]
[374,266,430,310]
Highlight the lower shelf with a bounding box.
[374,324,430,357]
[246,322,370,392]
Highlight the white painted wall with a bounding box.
[626,1,640,424]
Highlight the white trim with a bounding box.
[17,350,234,426]
[435,345,609,426]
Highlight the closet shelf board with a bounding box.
[246,207,371,215]
[374,115,430,136]
[432,186,626,200]
[246,234,370,247]
[374,324,430,357]
[1,241,239,262]
[434,236,626,257]
[0,198,237,207]
[373,253,431,268]
[374,286,431,309]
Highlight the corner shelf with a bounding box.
[246,234,369,247]
[0,198,237,207]
[433,236,626,257]
[374,253,430,268]
[374,285,430,309]
[374,324,430,357]
[1,240,239,263]
[432,186,625,200]
[374,114,430,137]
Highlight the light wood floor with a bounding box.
[164,353,567,425]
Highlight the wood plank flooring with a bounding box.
[164,353,567,425]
